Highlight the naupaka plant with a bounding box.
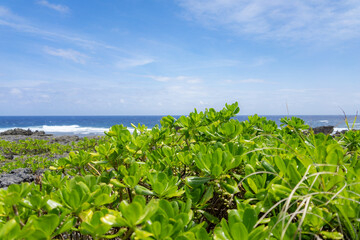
[0,102,359,239]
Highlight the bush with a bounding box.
[0,102,359,240]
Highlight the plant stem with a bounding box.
[123,228,134,240]
[127,187,132,202]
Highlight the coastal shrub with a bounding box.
[0,102,359,239]
[0,137,106,173]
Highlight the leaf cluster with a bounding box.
[0,102,359,240]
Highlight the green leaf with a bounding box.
[135,185,155,195]
[320,231,343,239]
[185,176,212,188]
[152,221,162,237]
[248,226,268,240]
[271,184,292,199]
[274,156,287,175]
[54,217,76,236]
[199,210,220,224]
[195,228,211,240]
[121,202,142,227]
[38,215,59,236]
[246,178,258,194]
[159,200,175,218]
[79,209,93,222]
[214,228,231,240]
[221,178,240,194]
[198,185,214,206]
[212,164,223,177]
[261,160,276,173]
[138,199,159,224]
[230,222,248,240]
[0,219,20,239]
[216,219,232,239]
[94,193,114,206]
[243,208,257,233]
[287,163,302,184]
[325,152,339,165]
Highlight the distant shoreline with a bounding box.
[0,114,359,137]
[0,128,102,143]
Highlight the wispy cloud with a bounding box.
[276,88,328,93]
[0,6,24,23]
[144,75,202,84]
[36,0,69,14]
[0,19,118,51]
[226,78,267,84]
[239,79,266,83]
[0,5,127,52]
[10,88,22,97]
[1,80,49,88]
[0,6,15,19]
[43,46,89,64]
[251,57,275,67]
[116,58,154,69]
[178,0,360,42]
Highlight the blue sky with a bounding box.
[0,0,359,115]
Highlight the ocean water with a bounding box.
[0,115,358,136]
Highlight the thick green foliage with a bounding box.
[0,102,360,239]
[0,137,106,173]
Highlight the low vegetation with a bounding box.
[0,137,106,173]
[0,102,359,239]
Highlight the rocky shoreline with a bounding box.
[308,125,349,136]
[0,128,100,188]
[0,128,83,143]
[0,168,43,188]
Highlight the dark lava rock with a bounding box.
[0,168,36,188]
[2,154,14,160]
[310,126,334,135]
[0,128,51,136]
[49,135,80,144]
[0,128,32,136]
[333,129,349,137]
[33,130,47,136]
[35,168,46,176]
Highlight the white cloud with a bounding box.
[1,80,49,88]
[0,20,107,50]
[147,75,172,82]
[239,78,265,83]
[276,88,328,93]
[36,0,69,14]
[0,6,127,52]
[10,88,22,96]
[0,6,12,18]
[178,0,360,42]
[43,46,89,64]
[226,78,266,84]
[144,75,202,84]
[0,6,21,21]
[116,58,154,69]
[251,57,275,67]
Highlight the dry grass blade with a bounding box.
[280,197,309,240]
[293,196,311,240]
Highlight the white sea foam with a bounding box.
[333,127,349,133]
[0,125,135,135]
[36,125,109,135]
[319,120,329,123]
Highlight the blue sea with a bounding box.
[0,115,358,136]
